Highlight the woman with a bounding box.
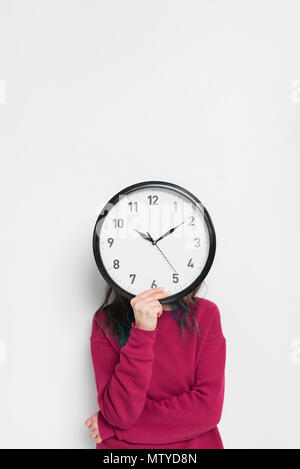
[85,283,226,449]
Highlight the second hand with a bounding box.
[147,232,177,274]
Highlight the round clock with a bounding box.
[92,181,216,304]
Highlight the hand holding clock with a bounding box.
[130,287,170,331]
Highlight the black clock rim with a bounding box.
[92,180,216,305]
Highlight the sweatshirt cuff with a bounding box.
[122,321,157,358]
[131,321,157,333]
[98,411,116,442]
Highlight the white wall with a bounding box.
[0,0,299,449]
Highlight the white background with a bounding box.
[0,0,300,449]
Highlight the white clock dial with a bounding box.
[93,182,215,302]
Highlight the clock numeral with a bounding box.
[107,237,114,247]
[113,218,124,228]
[151,280,157,288]
[128,201,138,212]
[113,259,120,269]
[129,274,136,284]
[187,258,194,268]
[148,195,159,205]
[172,273,179,283]
[188,216,195,226]
[194,238,200,247]
[173,201,178,211]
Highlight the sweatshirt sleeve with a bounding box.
[113,305,226,445]
[90,314,157,441]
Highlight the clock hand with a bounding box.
[155,220,185,244]
[145,231,155,243]
[155,244,178,274]
[146,232,177,274]
[133,228,152,242]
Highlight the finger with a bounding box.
[88,424,95,433]
[86,418,96,429]
[140,292,170,303]
[157,310,165,317]
[133,289,165,303]
[84,418,92,427]
[139,291,171,303]
[135,300,163,311]
[141,304,163,314]
[90,427,99,438]
[134,297,170,313]
[144,299,164,307]
[134,287,166,300]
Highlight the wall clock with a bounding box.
[93,180,216,304]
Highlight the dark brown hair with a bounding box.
[94,283,203,348]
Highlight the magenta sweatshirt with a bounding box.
[90,297,226,449]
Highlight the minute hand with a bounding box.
[155,220,185,244]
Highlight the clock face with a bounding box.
[93,181,216,304]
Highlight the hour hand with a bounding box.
[133,228,152,242]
